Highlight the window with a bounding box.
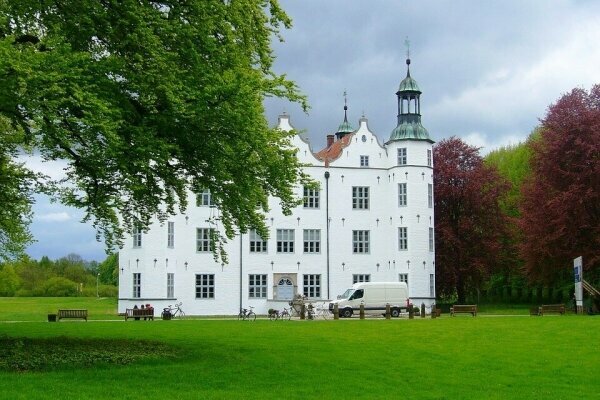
[277,229,295,253]
[352,230,370,253]
[398,227,408,250]
[360,155,369,167]
[303,186,320,209]
[196,228,214,252]
[398,183,407,206]
[303,229,321,253]
[428,184,433,208]
[352,186,369,209]
[133,273,141,298]
[167,273,174,298]
[167,222,175,248]
[197,189,214,206]
[399,273,408,287]
[249,230,268,253]
[195,274,215,299]
[353,274,371,284]
[303,274,321,298]
[427,149,432,167]
[430,274,435,298]
[397,148,407,165]
[429,227,434,252]
[249,274,267,298]
[133,226,142,248]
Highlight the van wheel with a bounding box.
[342,308,353,318]
[391,308,400,318]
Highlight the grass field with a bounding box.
[0,298,598,399]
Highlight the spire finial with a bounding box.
[404,37,411,76]
[343,90,348,121]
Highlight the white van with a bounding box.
[329,282,409,318]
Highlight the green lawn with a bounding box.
[0,299,598,399]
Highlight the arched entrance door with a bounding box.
[277,278,294,300]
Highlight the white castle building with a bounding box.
[118,58,436,316]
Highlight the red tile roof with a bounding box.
[314,133,354,167]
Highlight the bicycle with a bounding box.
[162,302,185,319]
[238,306,256,321]
[269,307,292,321]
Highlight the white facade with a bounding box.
[118,66,436,315]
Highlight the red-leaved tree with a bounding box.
[434,137,510,302]
[520,86,600,283]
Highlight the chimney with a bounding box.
[326,135,334,148]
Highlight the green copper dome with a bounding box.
[335,93,355,139]
[398,74,420,92]
[389,121,431,141]
[337,119,354,134]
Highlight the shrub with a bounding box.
[41,277,78,297]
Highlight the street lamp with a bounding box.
[96,273,100,298]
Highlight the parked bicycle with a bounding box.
[269,307,292,321]
[238,306,256,321]
[162,302,185,319]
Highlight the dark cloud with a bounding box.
[266,0,600,151]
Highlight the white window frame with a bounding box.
[360,155,369,167]
[353,274,371,284]
[398,227,408,250]
[303,229,321,254]
[303,186,320,209]
[133,226,142,248]
[303,274,321,298]
[276,229,295,253]
[429,227,434,252]
[430,274,435,298]
[167,273,174,298]
[428,184,433,208]
[195,274,215,299]
[133,273,141,298]
[196,228,214,252]
[398,183,407,207]
[352,186,370,210]
[249,229,268,253]
[197,189,214,207]
[249,274,267,298]
[427,149,432,167]
[399,273,409,291]
[397,148,407,165]
[352,230,370,254]
[167,221,175,248]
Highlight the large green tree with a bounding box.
[0,0,308,260]
[0,115,37,260]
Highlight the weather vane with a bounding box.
[404,37,410,59]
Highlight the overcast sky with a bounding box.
[25,0,600,262]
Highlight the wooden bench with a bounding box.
[450,304,477,316]
[125,308,154,321]
[539,304,565,316]
[58,309,88,321]
[529,306,541,316]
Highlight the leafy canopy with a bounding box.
[519,85,600,283]
[434,137,510,302]
[0,0,309,260]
